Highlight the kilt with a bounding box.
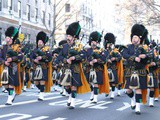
[8,67,19,86]
[151,71,159,88]
[85,73,89,83]
[125,68,147,89]
[25,72,30,83]
[109,69,118,84]
[71,72,82,87]
[34,68,48,81]
[95,71,103,85]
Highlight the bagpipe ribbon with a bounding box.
[45,61,53,92]
[15,63,22,95]
[117,59,124,85]
[0,64,3,87]
[98,64,110,94]
[77,63,90,94]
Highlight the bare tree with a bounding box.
[39,0,80,48]
[115,0,160,25]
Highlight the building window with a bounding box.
[18,1,21,17]
[35,8,38,21]
[65,4,70,12]
[48,13,51,26]
[35,0,38,5]
[42,11,45,24]
[8,0,12,10]
[48,0,51,5]
[27,5,30,21]
[0,0,2,11]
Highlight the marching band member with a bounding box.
[122,24,149,115]
[103,33,123,99]
[21,46,32,92]
[85,31,110,103]
[1,26,23,105]
[147,41,159,107]
[31,31,52,101]
[54,21,90,109]
[52,40,67,95]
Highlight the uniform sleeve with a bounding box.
[122,47,136,62]
[96,50,107,64]
[41,51,52,62]
[115,53,122,62]
[54,47,67,65]
[74,49,86,62]
[30,49,37,63]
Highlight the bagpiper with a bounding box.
[84,31,110,103]
[31,31,52,101]
[21,46,32,92]
[122,24,149,115]
[54,21,90,109]
[52,40,67,95]
[1,26,23,105]
[103,33,123,99]
[147,41,159,107]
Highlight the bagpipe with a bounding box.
[89,47,104,83]
[35,46,51,62]
[109,47,120,59]
[61,37,84,86]
[129,44,150,89]
[69,40,83,57]
[1,42,22,85]
[107,47,120,83]
[91,47,103,60]
[34,46,50,80]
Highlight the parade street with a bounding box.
[0,87,159,120]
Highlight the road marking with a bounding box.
[0,113,17,119]
[29,116,49,120]
[9,113,32,120]
[49,99,113,109]
[53,117,67,120]
[49,100,68,106]
[0,113,50,120]
[79,100,95,108]
[116,102,130,111]
[89,101,112,109]
[0,96,63,108]
[49,99,83,106]
[0,113,32,120]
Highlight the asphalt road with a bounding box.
[0,87,160,120]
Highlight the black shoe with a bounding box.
[90,98,93,101]
[105,94,109,97]
[110,97,114,100]
[38,98,43,101]
[117,94,120,97]
[62,94,66,96]
[91,101,97,104]
[135,111,141,115]
[67,102,71,106]
[155,100,159,102]
[131,105,136,110]
[69,106,75,109]
[5,103,12,105]
[2,90,8,93]
[23,90,26,92]
[149,105,154,107]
